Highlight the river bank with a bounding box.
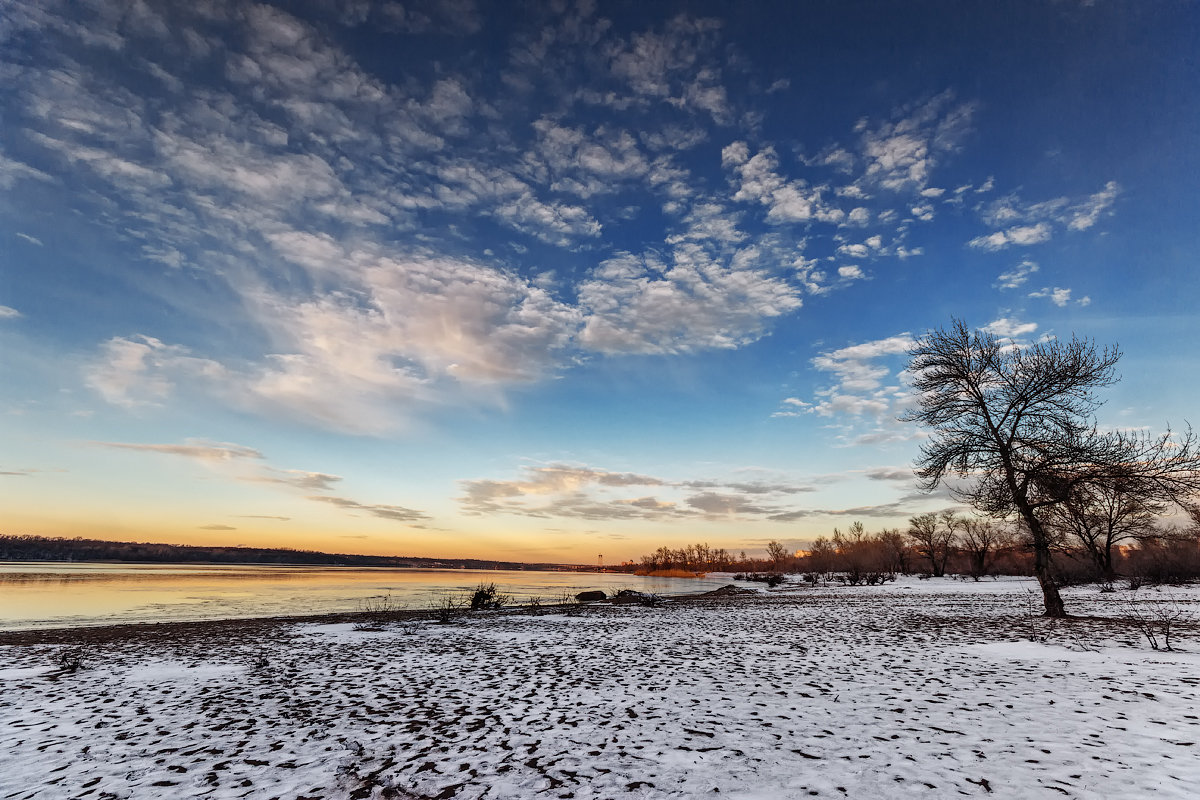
[2,577,1198,799]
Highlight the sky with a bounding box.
[1,0,1198,564]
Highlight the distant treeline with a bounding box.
[0,535,571,571]
[626,512,1200,586]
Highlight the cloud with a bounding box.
[530,119,651,198]
[0,305,21,319]
[967,223,1052,251]
[305,494,429,523]
[996,260,1039,289]
[86,336,226,408]
[7,1,1071,440]
[92,437,428,523]
[970,181,1119,249]
[837,265,864,280]
[93,439,265,462]
[810,335,915,393]
[578,250,802,355]
[251,468,343,492]
[724,143,843,224]
[863,467,916,482]
[855,91,976,193]
[1028,286,1073,307]
[779,333,919,444]
[197,524,237,531]
[1066,181,1119,230]
[0,151,54,188]
[685,492,771,516]
[458,463,815,521]
[15,233,43,246]
[607,15,730,122]
[982,317,1037,339]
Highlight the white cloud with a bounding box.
[856,91,975,193]
[578,251,801,355]
[725,143,843,224]
[1028,286,1073,307]
[837,265,864,280]
[10,1,1090,442]
[971,181,1119,248]
[779,334,920,445]
[0,152,54,188]
[982,317,1037,339]
[967,222,1052,251]
[845,207,870,226]
[607,15,729,122]
[996,260,1039,289]
[1066,180,1120,230]
[810,335,914,394]
[87,335,226,408]
[0,305,21,319]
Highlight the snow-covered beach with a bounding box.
[2,577,1198,800]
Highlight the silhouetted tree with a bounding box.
[960,518,1008,580]
[907,511,958,576]
[875,528,911,575]
[1048,479,1161,582]
[766,540,789,571]
[904,319,1200,616]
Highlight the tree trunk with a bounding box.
[1025,514,1068,617]
[1033,545,1067,617]
[1099,546,1116,583]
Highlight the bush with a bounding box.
[741,572,785,587]
[558,591,584,616]
[1123,598,1191,651]
[354,593,403,630]
[431,593,463,624]
[56,647,89,674]
[469,582,509,611]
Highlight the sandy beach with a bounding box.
[2,577,1198,799]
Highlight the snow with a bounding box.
[1,578,1198,799]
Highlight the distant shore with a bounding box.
[0,534,598,571]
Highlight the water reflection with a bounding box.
[0,562,731,630]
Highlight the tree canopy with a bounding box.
[903,319,1200,616]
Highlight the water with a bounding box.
[0,562,734,630]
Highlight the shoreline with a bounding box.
[0,585,748,647]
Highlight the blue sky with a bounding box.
[1,0,1197,563]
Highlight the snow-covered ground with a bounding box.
[2,576,1198,799]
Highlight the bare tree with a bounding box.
[875,527,911,575]
[903,319,1200,617]
[960,518,1008,580]
[806,536,835,582]
[907,511,957,576]
[766,540,790,572]
[1048,479,1161,582]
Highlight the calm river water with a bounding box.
[0,562,733,630]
